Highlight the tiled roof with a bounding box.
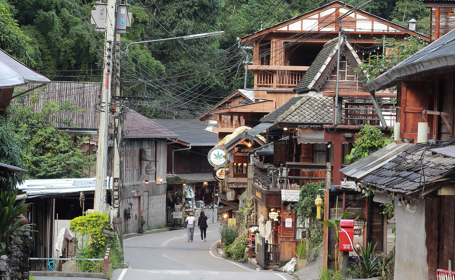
[365,28,455,91]
[276,93,333,124]
[261,93,333,124]
[359,142,455,194]
[260,95,303,123]
[151,119,218,146]
[124,110,178,139]
[294,38,339,93]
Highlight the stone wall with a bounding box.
[0,231,32,280]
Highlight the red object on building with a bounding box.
[339,219,354,251]
[278,226,281,234]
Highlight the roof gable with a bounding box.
[294,37,362,93]
[197,90,253,121]
[241,1,428,43]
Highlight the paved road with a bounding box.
[110,224,294,280]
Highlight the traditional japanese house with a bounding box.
[199,1,429,143]
[151,119,219,224]
[357,22,455,279]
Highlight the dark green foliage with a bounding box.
[0,0,34,66]
[0,190,34,254]
[294,182,325,218]
[0,118,25,190]
[355,242,380,277]
[7,91,95,179]
[345,124,393,164]
[353,36,428,83]
[219,220,237,250]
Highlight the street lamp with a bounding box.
[125,31,224,53]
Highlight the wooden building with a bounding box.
[422,0,455,41]
[151,119,219,224]
[199,1,429,144]
[355,21,455,280]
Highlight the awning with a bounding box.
[167,173,216,184]
[0,49,51,89]
[255,142,273,156]
[246,123,274,138]
[296,128,325,144]
[340,142,414,179]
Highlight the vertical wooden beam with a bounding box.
[433,83,439,140]
[400,82,407,140]
[435,8,441,41]
[333,140,342,185]
[323,162,331,269]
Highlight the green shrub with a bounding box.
[226,232,248,261]
[219,221,237,250]
[70,212,110,254]
[0,190,34,254]
[156,225,165,229]
[318,268,343,280]
[109,234,125,269]
[295,240,306,260]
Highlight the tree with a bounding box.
[353,35,428,83]
[0,0,34,66]
[7,91,95,179]
[345,124,393,164]
[0,118,25,190]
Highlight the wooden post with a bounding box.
[323,162,331,269]
[435,8,440,41]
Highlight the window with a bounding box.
[448,8,455,16]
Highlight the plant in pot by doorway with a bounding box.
[138,217,146,233]
[295,240,307,269]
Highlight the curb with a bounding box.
[123,228,172,240]
[30,271,106,278]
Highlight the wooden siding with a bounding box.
[22,82,102,129]
[426,196,440,280]
[156,140,167,183]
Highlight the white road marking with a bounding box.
[118,268,128,280]
[159,235,186,247]
[209,240,255,272]
[274,272,288,280]
[163,253,184,264]
[144,270,221,274]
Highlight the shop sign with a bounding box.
[285,218,292,228]
[354,228,362,236]
[255,189,262,199]
[173,212,183,219]
[208,147,228,168]
[228,218,236,227]
[214,168,226,181]
[228,182,247,189]
[240,148,254,153]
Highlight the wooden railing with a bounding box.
[256,70,306,88]
[343,102,396,127]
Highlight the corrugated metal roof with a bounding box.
[247,123,274,138]
[124,110,178,139]
[0,162,28,172]
[356,142,455,194]
[17,178,97,197]
[430,145,455,158]
[365,28,455,91]
[152,119,218,146]
[340,142,414,179]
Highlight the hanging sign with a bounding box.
[228,182,247,189]
[208,147,228,168]
[214,168,226,181]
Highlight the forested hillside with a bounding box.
[1,0,429,118]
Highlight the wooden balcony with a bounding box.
[254,69,307,89]
[343,102,396,127]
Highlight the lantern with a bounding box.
[315,194,323,220]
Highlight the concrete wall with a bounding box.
[394,195,428,280]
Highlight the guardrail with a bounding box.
[29,247,111,274]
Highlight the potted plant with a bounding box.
[295,240,307,269]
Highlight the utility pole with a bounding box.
[94,0,116,213]
[112,32,122,219]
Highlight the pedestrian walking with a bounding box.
[198,211,208,242]
[185,212,196,242]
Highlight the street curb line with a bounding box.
[123,227,171,240]
[30,271,106,278]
